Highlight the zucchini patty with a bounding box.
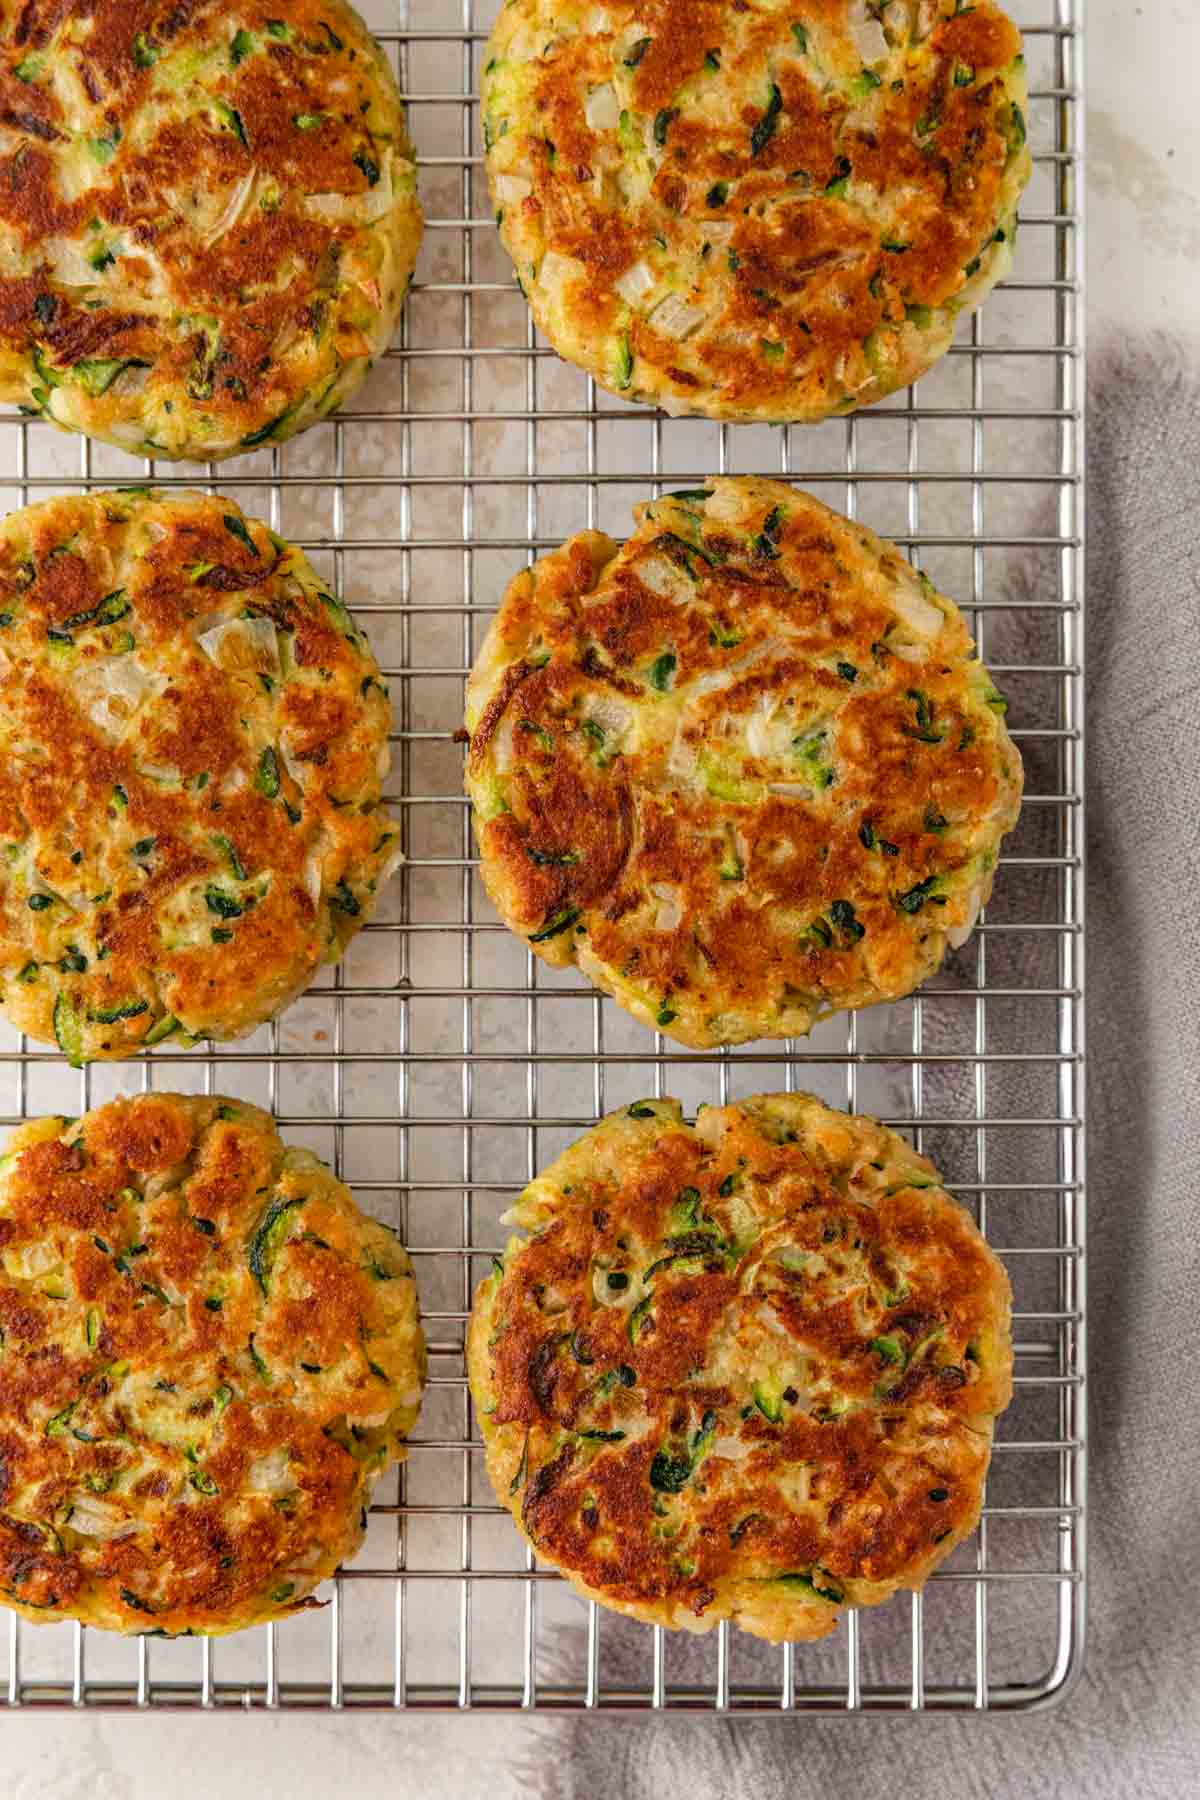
[0,489,400,1062]
[483,0,1030,421]
[0,0,421,460]
[464,476,1023,1050]
[0,1094,425,1637]
[469,1094,1012,1642]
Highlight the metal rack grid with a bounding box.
[0,0,1086,1715]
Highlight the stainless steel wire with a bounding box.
[0,0,1085,1714]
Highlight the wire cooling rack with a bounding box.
[0,0,1085,1715]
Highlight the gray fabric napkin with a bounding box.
[493,334,1200,1798]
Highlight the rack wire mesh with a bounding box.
[0,0,1085,1715]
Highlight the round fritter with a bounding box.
[468,1093,1012,1642]
[0,1093,425,1637]
[0,1,421,461]
[0,489,400,1063]
[483,0,1030,422]
[464,476,1023,1050]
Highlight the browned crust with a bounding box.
[467,1094,1012,1641]
[484,0,1029,421]
[0,1094,424,1636]
[0,0,421,458]
[464,478,1023,1049]
[0,489,398,1057]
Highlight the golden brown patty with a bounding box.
[0,489,400,1063]
[464,476,1023,1050]
[0,1093,425,1637]
[483,0,1030,421]
[468,1093,1012,1642]
[0,0,421,460]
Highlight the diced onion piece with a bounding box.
[835,347,875,396]
[584,82,619,132]
[494,173,532,205]
[248,1448,293,1493]
[632,555,688,601]
[889,570,944,640]
[47,236,105,287]
[581,694,631,765]
[686,638,785,696]
[844,93,878,128]
[108,418,151,451]
[711,1434,754,1462]
[766,782,815,799]
[303,191,359,224]
[915,0,939,41]
[73,657,162,738]
[4,1240,61,1279]
[69,1496,136,1540]
[746,715,770,761]
[197,615,280,674]
[703,482,754,524]
[116,363,151,395]
[745,695,792,762]
[614,258,656,306]
[142,1163,189,1202]
[849,0,889,63]
[302,852,324,905]
[352,162,397,222]
[347,1406,392,1429]
[279,738,309,787]
[649,292,707,341]
[537,249,582,292]
[615,163,642,204]
[588,696,631,737]
[377,839,405,891]
[884,0,914,38]
[202,167,258,245]
[487,712,516,775]
[650,882,682,932]
[947,888,983,950]
[305,170,396,226]
[754,1300,796,1337]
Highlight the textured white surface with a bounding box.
[1088,0,1200,337]
[1,1,1197,1794]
